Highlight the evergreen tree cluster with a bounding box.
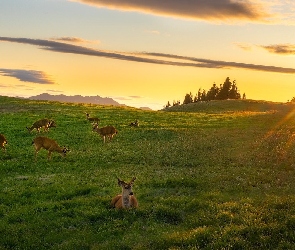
[166,77,246,108]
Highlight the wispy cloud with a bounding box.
[111,96,131,101]
[129,95,143,99]
[259,44,295,55]
[144,30,160,35]
[0,83,10,88]
[112,95,143,101]
[234,42,253,51]
[47,89,64,93]
[71,0,271,22]
[0,68,55,84]
[1,37,295,74]
[51,36,100,44]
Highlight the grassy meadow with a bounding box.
[1,96,295,249]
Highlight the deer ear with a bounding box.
[130,177,136,184]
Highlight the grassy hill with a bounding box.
[1,96,295,249]
[163,99,288,113]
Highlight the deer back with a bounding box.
[86,113,100,122]
[34,136,61,151]
[93,124,117,136]
[100,125,117,136]
[27,118,50,131]
[34,118,50,127]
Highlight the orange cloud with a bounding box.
[71,0,271,22]
[234,42,253,51]
[0,68,55,84]
[260,44,295,55]
[51,36,99,44]
[1,37,295,74]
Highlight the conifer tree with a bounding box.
[183,92,193,104]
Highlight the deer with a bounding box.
[26,118,56,133]
[32,136,70,161]
[86,113,100,123]
[92,123,118,143]
[111,177,138,209]
[129,119,139,127]
[0,134,7,152]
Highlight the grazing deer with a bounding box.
[111,177,138,209]
[86,113,100,123]
[32,136,70,161]
[26,118,56,133]
[129,119,139,127]
[92,123,118,143]
[0,134,7,152]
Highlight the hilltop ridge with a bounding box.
[162,99,291,113]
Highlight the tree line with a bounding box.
[165,77,246,108]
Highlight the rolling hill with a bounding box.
[1,95,295,249]
[163,99,289,113]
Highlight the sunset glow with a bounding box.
[1,0,295,109]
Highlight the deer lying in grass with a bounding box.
[92,123,118,143]
[111,177,138,209]
[129,119,139,127]
[86,113,100,123]
[0,134,7,152]
[27,118,56,133]
[32,136,70,161]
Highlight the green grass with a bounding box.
[1,96,295,249]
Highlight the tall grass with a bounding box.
[1,96,295,249]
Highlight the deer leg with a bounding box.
[35,150,39,161]
[47,151,52,160]
[34,144,41,161]
[130,196,138,208]
[111,195,122,208]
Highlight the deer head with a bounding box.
[118,177,136,196]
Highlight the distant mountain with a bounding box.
[28,93,124,106]
[139,106,152,111]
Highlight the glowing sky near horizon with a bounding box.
[0,0,295,110]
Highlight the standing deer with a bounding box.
[111,177,138,209]
[26,118,56,133]
[92,123,118,143]
[86,113,100,123]
[0,134,7,152]
[32,136,70,161]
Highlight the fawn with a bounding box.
[111,177,138,209]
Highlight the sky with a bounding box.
[0,0,295,110]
